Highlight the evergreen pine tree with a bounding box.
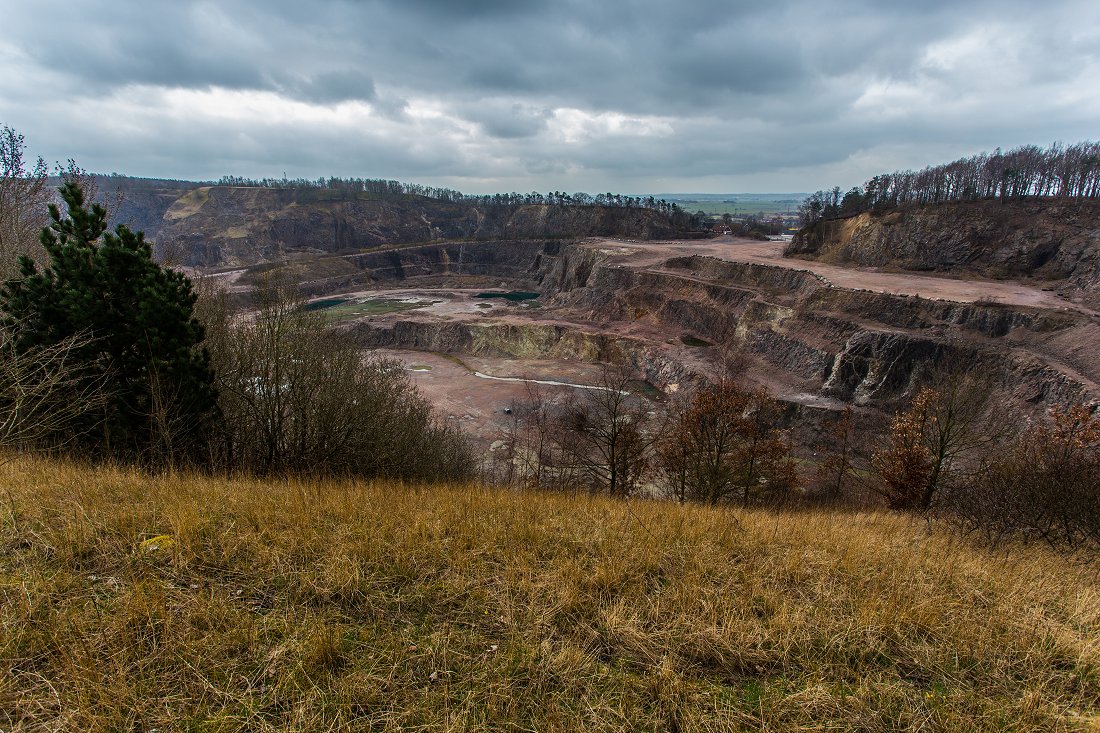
[0,181,216,463]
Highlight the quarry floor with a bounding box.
[375,349,616,449]
[318,236,1095,453]
[590,236,1093,313]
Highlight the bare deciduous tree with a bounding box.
[550,366,654,498]
[871,370,1005,510]
[798,140,1100,226]
[942,404,1100,552]
[197,276,473,480]
[814,405,858,502]
[0,321,106,458]
[0,124,50,281]
[656,377,798,506]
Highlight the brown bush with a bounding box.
[656,377,797,505]
[196,277,475,481]
[941,405,1100,552]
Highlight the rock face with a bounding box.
[246,240,560,296]
[125,185,691,268]
[524,243,1099,410]
[787,200,1100,306]
[341,237,1100,414]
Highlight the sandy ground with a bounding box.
[377,349,623,450]
[586,236,1094,313]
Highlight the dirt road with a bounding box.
[588,236,1093,313]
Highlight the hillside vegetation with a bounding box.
[103,183,697,269]
[3,458,1098,732]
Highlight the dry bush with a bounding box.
[196,277,474,481]
[942,405,1100,552]
[872,371,1005,511]
[493,381,571,490]
[657,377,798,505]
[0,320,107,458]
[2,457,1098,731]
[549,366,654,498]
[495,367,655,496]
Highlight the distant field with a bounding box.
[4,458,1097,731]
[685,199,801,216]
[655,193,807,217]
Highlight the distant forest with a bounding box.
[799,140,1100,225]
[214,174,688,218]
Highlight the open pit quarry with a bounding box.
[241,234,1100,452]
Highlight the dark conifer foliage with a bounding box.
[0,182,216,464]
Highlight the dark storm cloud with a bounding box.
[1,0,1097,191]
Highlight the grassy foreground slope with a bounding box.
[2,460,1098,732]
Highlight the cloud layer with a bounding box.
[1,0,1097,192]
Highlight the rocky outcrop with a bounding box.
[351,318,697,393]
[787,200,1100,305]
[335,236,1097,414]
[524,241,1096,409]
[247,240,562,296]
[344,240,553,284]
[135,185,691,268]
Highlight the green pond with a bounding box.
[474,291,540,302]
[303,297,351,311]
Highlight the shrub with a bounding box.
[198,277,474,481]
[657,378,798,505]
[941,405,1100,552]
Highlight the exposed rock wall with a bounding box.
[343,238,1098,413]
[253,240,561,296]
[527,242,1097,410]
[787,200,1100,305]
[145,186,689,267]
[352,319,697,393]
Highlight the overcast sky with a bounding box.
[1,0,1098,194]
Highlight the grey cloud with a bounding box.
[0,0,1097,192]
[455,101,552,139]
[278,70,378,104]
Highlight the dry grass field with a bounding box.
[2,458,1098,731]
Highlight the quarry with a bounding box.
[209,229,1100,455]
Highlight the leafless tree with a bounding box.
[872,368,1007,511]
[942,405,1100,552]
[814,405,857,502]
[0,125,50,281]
[0,321,106,459]
[549,366,654,498]
[799,140,1100,225]
[656,376,797,506]
[497,381,567,490]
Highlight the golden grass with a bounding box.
[2,458,1098,732]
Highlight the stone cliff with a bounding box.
[787,200,1100,307]
[527,244,1098,410]
[121,185,691,268]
